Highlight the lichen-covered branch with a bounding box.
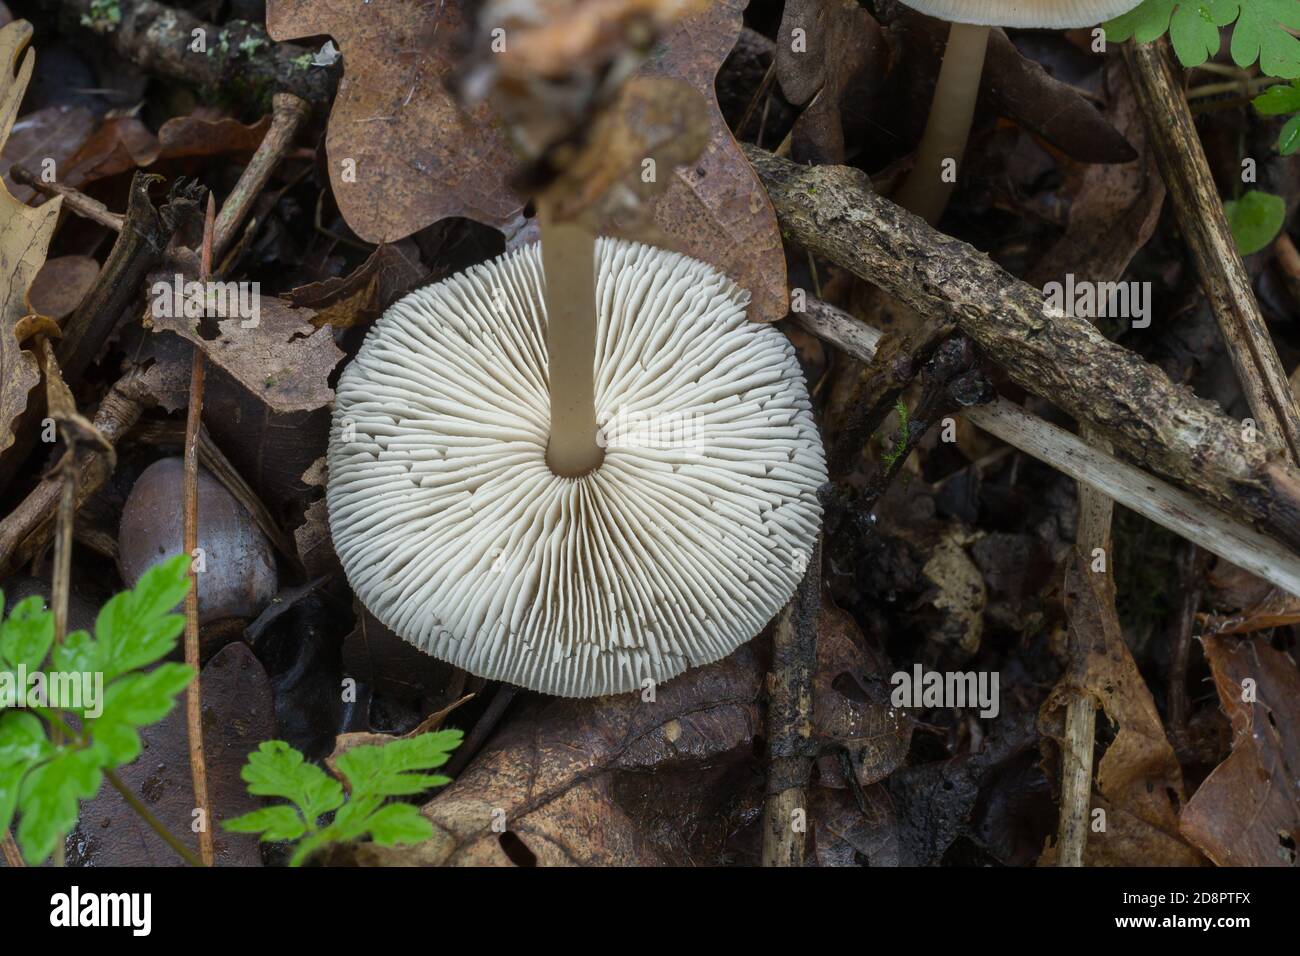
[55,0,335,111]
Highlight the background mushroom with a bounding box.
[328,238,826,697]
[892,0,1145,222]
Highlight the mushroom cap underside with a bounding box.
[897,0,1145,28]
[327,238,826,697]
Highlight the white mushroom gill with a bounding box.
[327,238,826,697]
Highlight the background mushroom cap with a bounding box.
[897,0,1145,28]
[327,238,826,697]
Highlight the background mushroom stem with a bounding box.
[892,22,991,224]
[539,207,605,477]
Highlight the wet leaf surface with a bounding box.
[68,643,275,867]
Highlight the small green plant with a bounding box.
[1253,79,1300,154]
[1107,1,1300,78]
[881,399,911,469]
[0,555,194,865]
[225,731,463,866]
[79,0,122,33]
[1224,189,1288,255]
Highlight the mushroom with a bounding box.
[892,0,1145,223]
[328,238,826,697]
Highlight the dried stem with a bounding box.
[0,373,150,577]
[761,539,821,867]
[1,827,22,867]
[212,93,310,264]
[1056,695,1096,867]
[183,193,217,867]
[1124,38,1300,465]
[56,0,334,110]
[795,299,1300,598]
[9,163,124,231]
[0,174,200,496]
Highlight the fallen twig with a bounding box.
[55,0,334,111]
[183,195,217,867]
[1055,434,1111,867]
[748,146,1300,549]
[761,538,821,867]
[1124,38,1300,465]
[0,371,152,578]
[213,93,310,264]
[0,827,21,867]
[0,174,200,495]
[796,300,1300,598]
[9,163,124,231]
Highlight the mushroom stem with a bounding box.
[893,22,991,225]
[539,205,605,477]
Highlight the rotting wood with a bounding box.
[795,299,1300,598]
[748,146,1300,549]
[1123,38,1300,467]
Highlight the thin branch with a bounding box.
[761,538,821,867]
[212,93,310,264]
[9,164,124,231]
[747,145,1300,549]
[796,299,1300,598]
[183,193,217,867]
[1,827,22,867]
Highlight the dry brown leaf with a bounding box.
[61,115,160,189]
[0,103,94,202]
[811,784,900,867]
[776,0,887,165]
[813,597,912,788]
[285,240,425,329]
[482,0,705,80]
[294,496,340,579]
[0,20,61,455]
[1037,553,1203,866]
[1028,59,1165,289]
[25,254,98,320]
[352,646,765,866]
[638,0,787,322]
[327,693,474,773]
[547,74,710,231]
[70,643,274,866]
[267,0,523,242]
[1180,635,1300,866]
[156,112,270,161]
[147,276,343,414]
